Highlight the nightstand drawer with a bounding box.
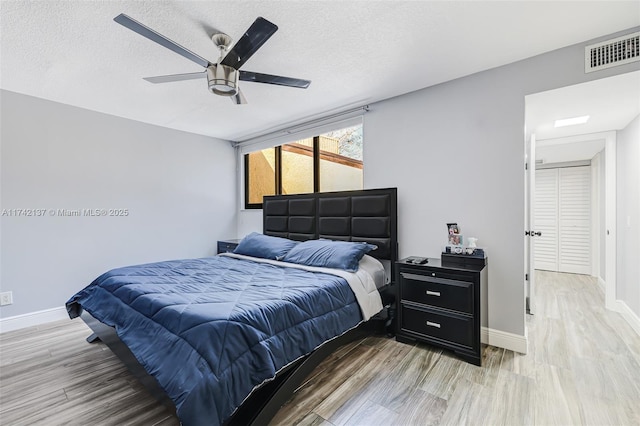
[400,272,473,314]
[400,305,473,348]
[217,240,240,254]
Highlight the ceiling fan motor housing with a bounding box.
[207,64,238,96]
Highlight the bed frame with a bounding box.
[80,187,398,425]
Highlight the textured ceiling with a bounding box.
[1,1,639,141]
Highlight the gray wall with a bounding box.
[0,91,237,318]
[364,27,640,337]
[233,27,640,340]
[617,114,640,316]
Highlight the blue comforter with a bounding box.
[66,255,362,426]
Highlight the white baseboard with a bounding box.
[597,276,606,293]
[0,306,68,334]
[615,300,640,337]
[3,307,532,353]
[1,309,531,356]
[481,326,528,354]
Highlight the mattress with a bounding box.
[359,254,387,289]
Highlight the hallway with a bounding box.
[526,270,640,425]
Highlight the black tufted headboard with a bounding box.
[263,188,398,280]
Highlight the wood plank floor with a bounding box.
[1,271,639,425]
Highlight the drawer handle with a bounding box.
[426,290,441,297]
[426,321,441,328]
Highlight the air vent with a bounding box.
[585,32,639,73]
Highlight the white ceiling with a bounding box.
[527,70,640,162]
[1,1,639,141]
[536,138,607,164]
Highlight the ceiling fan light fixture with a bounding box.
[207,64,238,96]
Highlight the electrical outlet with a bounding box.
[0,291,13,306]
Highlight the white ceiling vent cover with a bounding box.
[585,32,639,73]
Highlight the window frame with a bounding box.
[244,146,282,210]
[244,132,362,209]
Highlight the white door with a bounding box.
[535,169,559,271]
[558,167,591,274]
[533,166,591,275]
[525,134,537,314]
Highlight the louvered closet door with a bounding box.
[534,166,591,274]
[534,169,559,271]
[558,167,591,274]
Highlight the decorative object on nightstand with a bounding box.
[446,222,463,248]
[395,256,487,366]
[217,239,241,254]
[444,224,485,261]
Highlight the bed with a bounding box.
[66,188,397,426]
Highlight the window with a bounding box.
[244,125,363,209]
[281,142,314,195]
[319,126,363,192]
[245,148,277,205]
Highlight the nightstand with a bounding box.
[395,257,486,366]
[217,239,241,254]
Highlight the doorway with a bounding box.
[534,163,593,275]
[525,70,640,317]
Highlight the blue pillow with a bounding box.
[233,232,297,260]
[282,239,377,272]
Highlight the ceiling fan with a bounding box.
[114,14,311,104]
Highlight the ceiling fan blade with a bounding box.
[240,71,311,89]
[220,17,278,70]
[143,72,206,84]
[231,88,248,105]
[114,13,211,69]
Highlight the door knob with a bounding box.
[525,231,542,236]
